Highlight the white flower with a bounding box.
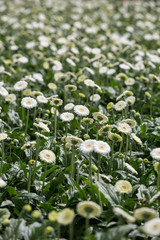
[60,112,74,122]
[52,60,63,71]
[131,133,142,145]
[117,123,131,134]
[0,133,8,141]
[5,94,16,102]
[77,201,102,219]
[64,103,74,111]
[125,78,135,86]
[0,178,7,188]
[33,73,44,83]
[35,132,49,140]
[14,80,28,91]
[79,140,95,154]
[114,100,126,111]
[143,218,160,236]
[74,105,89,117]
[39,149,56,163]
[57,208,75,226]
[21,97,37,109]
[134,207,157,221]
[125,96,135,105]
[94,141,111,155]
[90,94,101,102]
[113,207,135,223]
[151,148,160,160]
[34,122,50,132]
[66,58,76,67]
[84,79,95,87]
[0,87,8,97]
[36,95,48,104]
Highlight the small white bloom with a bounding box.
[79,140,95,154]
[124,78,135,86]
[21,97,37,109]
[94,141,111,155]
[0,87,8,97]
[36,95,48,104]
[114,100,126,111]
[60,112,74,122]
[74,105,89,117]
[33,73,44,83]
[39,149,56,163]
[0,133,8,141]
[34,122,50,132]
[14,80,28,91]
[90,94,101,102]
[64,103,74,111]
[117,123,131,134]
[144,218,160,236]
[151,148,160,160]
[84,79,95,87]
[125,96,135,105]
[131,133,142,145]
[0,178,7,188]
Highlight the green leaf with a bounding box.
[96,181,121,206]
[65,174,87,200]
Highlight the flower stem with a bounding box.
[54,108,57,140]
[27,165,32,192]
[78,117,81,137]
[69,223,73,240]
[0,141,4,177]
[41,164,47,196]
[25,109,29,136]
[71,147,75,179]
[97,154,102,208]
[124,134,129,163]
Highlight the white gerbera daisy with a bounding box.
[115,180,132,194]
[0,133,8,141]
[64,103,74,111]
[114,100,126,111]
[60,112,74,122]
[125,96,135,105]
[57,208,75,226]
[77,201,102,219]
[84,79,95,87]
[36,95,48,104]
[33,73,44,82]
[0,87,8,97]
[74,105,89,117]
[0,178,7,188]
[131,133,142,145]
[34,122,50,132]
[151,148,160,160]
[90,94,101,102]
[5,93,16,102]
[134,207,157,221]
[124,78,135,86]
[117,123,131,134]
[39,149,56,163]
[143,218,160,236]
[21,97,37,109]
[92,112,108,124]
[94,141,111,155]
[79,139,95,154]
[14,80,28,91]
